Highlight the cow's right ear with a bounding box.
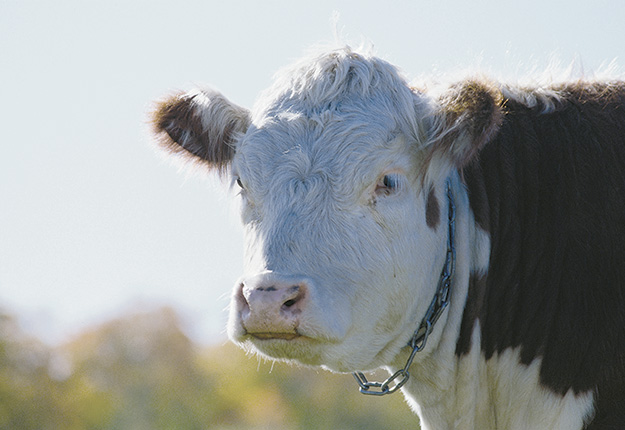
[151,89,251,172]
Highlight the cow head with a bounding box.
[151,47,503,373]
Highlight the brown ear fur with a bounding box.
[428,79,504,167]
[151,89,250,172]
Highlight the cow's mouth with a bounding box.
[250,332,301,340]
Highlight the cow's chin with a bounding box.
[231,331,407,374]
[236,336,328,367]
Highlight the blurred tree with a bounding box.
[0,310,78,429]
[64,307,217,429]
[0,306,419,429]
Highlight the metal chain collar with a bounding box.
[353,179,456,396]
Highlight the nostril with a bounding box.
[237,283,251,314]
[281,285,305,311]
[283,299,297,308]
[237,282,247,301]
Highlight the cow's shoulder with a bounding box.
[456,79,625,413]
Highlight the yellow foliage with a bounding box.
[0,307,419,430]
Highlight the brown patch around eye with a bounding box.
[425,186,440,229]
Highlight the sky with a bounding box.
[2,0,624,345]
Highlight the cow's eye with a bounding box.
[375,173,402,195]
[383,174,398,188]
[236,178,244,189]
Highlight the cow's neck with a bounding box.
[383,174,484,428]
[353,178,456,395]
[392,173,594,430]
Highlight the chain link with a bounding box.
[353,179,456,396]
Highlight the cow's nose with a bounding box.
[237,274,308,340]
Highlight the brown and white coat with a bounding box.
[152,47,625,429]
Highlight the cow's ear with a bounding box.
[426,79,504,167]
[151,89,251,172]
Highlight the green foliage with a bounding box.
[0,307,419,429]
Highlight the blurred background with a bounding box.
[1,0,624,428]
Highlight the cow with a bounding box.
[150,46,625,429]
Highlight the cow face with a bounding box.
[152,48,502,372]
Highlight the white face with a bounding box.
[227,106,448,373]
[152,48,493,374]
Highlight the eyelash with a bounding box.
[375,173,402,195]
[234,177,247,197]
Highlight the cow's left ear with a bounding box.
[426,79,504,167]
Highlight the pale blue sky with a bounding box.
[1,0,624,344]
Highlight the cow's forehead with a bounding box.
[233,107,416,202]
[241,104,398,163]
[232,48,427,196]
[251,47,416,118]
